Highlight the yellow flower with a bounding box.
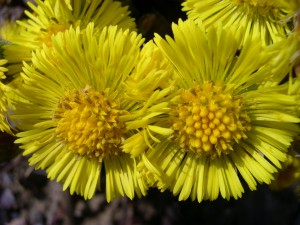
[277,0,300,15]
[141,19,300,202]
[261,31,300,87]
[3,0,136,76]
[122,40,177,158]
[0,58,13,135]
[11,24,148,201]
[269,149,300,190]
[0,20,21,43]
[182,0,294,46]
[0,59,7,79]
[121,40,177,187]
[262,30,300,119]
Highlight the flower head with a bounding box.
[269,149,300,190]
[270,31,300,102]
[122,40,177,158]
[0,20,21,42]
[277,0,300,16]
[4,0,136,76]
[0,58,12,134]
[0,59,7,79]
[182,0,294,46]
[140,19,300,202]
[121,40,177,187]
[12,23,148,201]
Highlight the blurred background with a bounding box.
[0,0,300,224]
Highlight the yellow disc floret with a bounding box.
[171,82,251,158]
[54,87,128,161]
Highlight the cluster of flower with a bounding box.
[0,0,300,203]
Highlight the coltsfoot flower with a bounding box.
[182,0,295,46]
[270,31,300,104]
[0,58,12,134]
[3,0,136,76]
[122,40,177,187]
[0,59,7,79]
[122,40,177,158]
[0,20,21,43]
[278,0,300,16]
[141,19,300,202]
[269,149,300,190]
[11,23,148,201]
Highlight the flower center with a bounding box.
[171,82,251,158]
[53,87,128,161]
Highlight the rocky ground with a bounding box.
[0,1,300,225]
[1,153,300,225]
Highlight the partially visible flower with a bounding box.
[4,0,136,76]
[271,31,300,112]
[0,58,13,134]
[277,0,300,16]
[0,20,23,77]
[0,59,7,79]
[11,24,150,201]
[263,31,300,87]
[0,20,21,43]
[182,0,295,46]
[121,40,177,187]
[122,40,177,158]
[288,39,300,98]
[269,149,300,191]
[140,19,300,202]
